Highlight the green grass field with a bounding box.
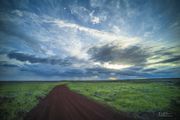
[0,80,179,120]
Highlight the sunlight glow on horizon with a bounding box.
[103,63,131,70]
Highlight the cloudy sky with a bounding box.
[0,0,180,80]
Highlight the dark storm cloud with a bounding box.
[88,44,149,65]
[0,64,18,68]
[7,52,71,65]
[159,55,180,63]
[0,61,18,68]
[148,55,180,65]
[143,68,157,72]
[20,64,94,78]
[20,65,146,78]
[20,63,143,78]
[86,66,150,77]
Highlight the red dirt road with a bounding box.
[24,85,132,120]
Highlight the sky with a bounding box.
[0,0,180,80]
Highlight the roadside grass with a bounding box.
[0,82,63,120]
[68,82,180,112]
[0,81,179,120]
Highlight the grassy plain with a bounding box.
[0,80,179,120]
